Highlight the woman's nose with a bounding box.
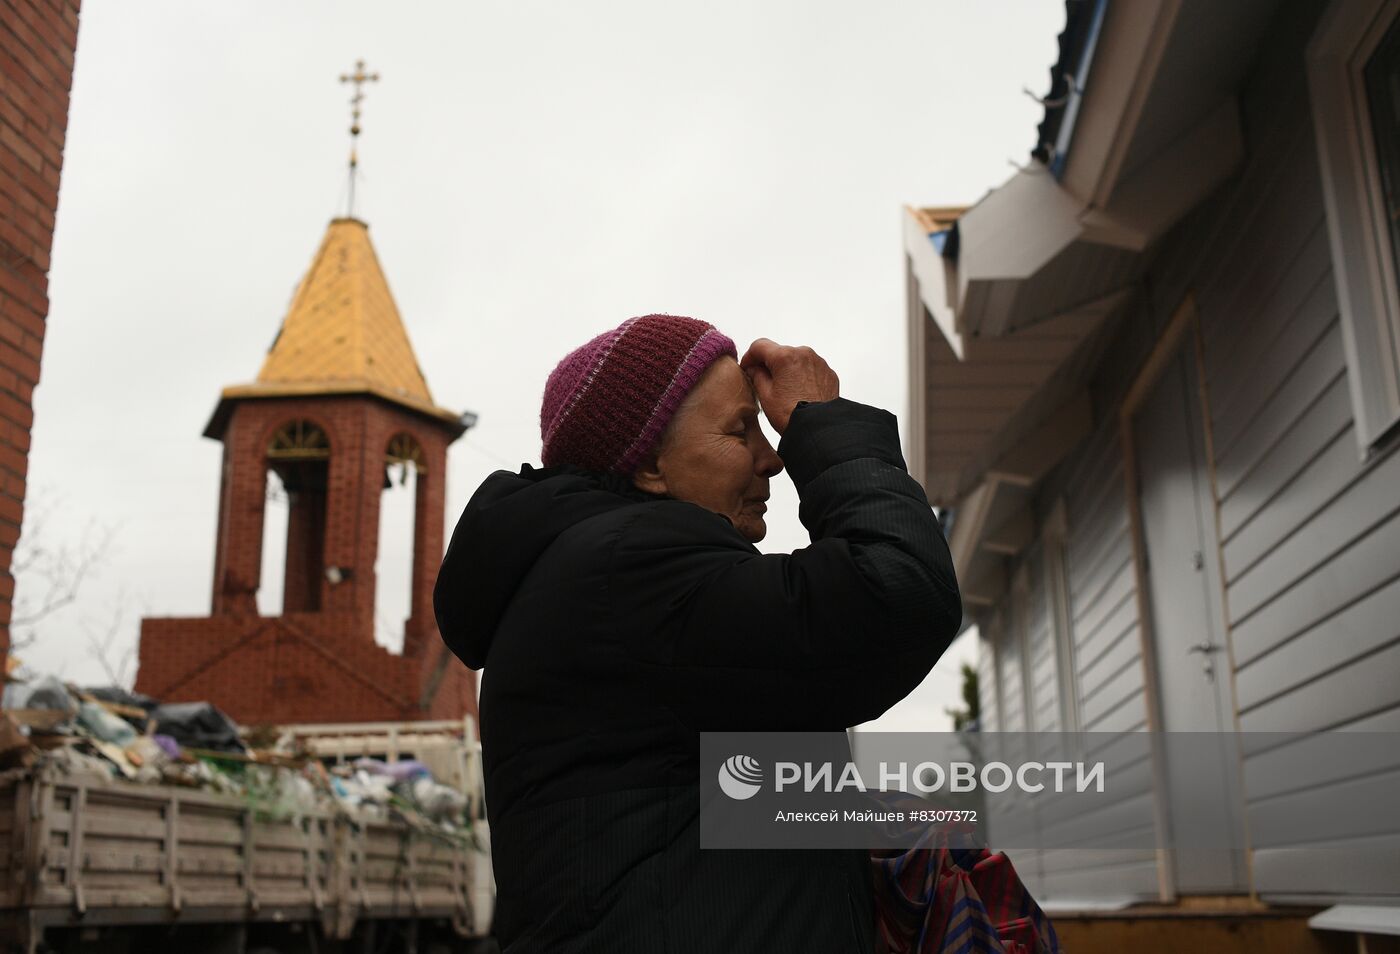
[755,433,784,478]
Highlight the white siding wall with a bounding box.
[1188,2,1400,900]
[1035,415,1162,903]
[1024,548,1061,734]
[977,0,1400,903]
[1061,424,1148,737]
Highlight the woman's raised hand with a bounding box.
[739,338,840,436]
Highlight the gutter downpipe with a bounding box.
[1049,0,1110,179]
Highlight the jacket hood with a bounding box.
[434,463,668,670]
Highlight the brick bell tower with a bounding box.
[135,217,478,726]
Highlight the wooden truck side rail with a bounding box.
[0,765,481,950]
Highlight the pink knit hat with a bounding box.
[540,314,738,476]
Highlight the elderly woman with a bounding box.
[435,314,961,953]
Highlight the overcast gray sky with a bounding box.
[18,0,1064,729]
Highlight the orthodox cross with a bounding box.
[339,58,380,218]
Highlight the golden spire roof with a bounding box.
[209,218,460,435]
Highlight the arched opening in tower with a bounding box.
[258,469,288,616]
[375,433,423,653]
[260,420,331,615]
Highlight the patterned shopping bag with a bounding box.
[871,828,1062,954]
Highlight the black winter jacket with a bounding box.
[434,397,962,953]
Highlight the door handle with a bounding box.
[1187,642,1221,685]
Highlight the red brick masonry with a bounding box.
[0,0,81,666]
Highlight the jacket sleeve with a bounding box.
[608,397,962,731]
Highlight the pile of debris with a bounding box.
[0,675,475,841]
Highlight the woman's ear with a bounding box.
[631,451,667,496]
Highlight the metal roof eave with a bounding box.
[1032,0,1111,177]
[905,202,1125,503]
[903,206,967,361]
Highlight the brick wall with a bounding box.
[0,0,81,667]
[137,612,478,725]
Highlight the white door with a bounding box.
[1131,344,1248,893]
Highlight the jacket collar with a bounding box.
[518,462,672,505]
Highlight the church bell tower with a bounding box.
[135,217,477,725]
[135,62,477,724]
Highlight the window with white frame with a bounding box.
[1309,0,1400,453]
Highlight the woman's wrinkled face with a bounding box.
[631,357,784,542]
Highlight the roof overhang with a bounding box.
[907,0,1283,603]
[204,380,467,441]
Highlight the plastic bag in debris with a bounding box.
[149,702,244,753]
[244,766,322,822]
[123,735,171,785]
[353,757,432,782]
[6,675,77,714]
[410,777,468,822]
[152,734,181,759]
[77,701,138,747]
[175,758,245,796]
[45,746,117,781]
[331,770,395,815]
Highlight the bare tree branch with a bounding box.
[11,488,117,630]
[81,587,136,688]
[9,487,125,671]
